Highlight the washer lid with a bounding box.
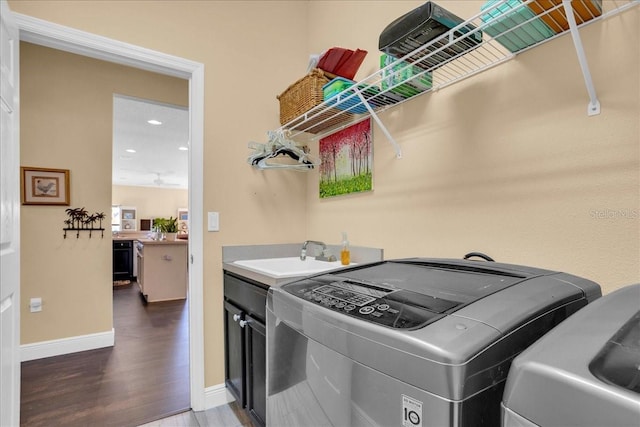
[280,259,532,330]
[340,259,527,301]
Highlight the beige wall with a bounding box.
[20,42,188,344]
[10,0,639,391]
[11,0,309,389]
[112,185,188,226]
[305,1,639,292]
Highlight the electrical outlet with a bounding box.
[30,297,42,313]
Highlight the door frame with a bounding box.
[14,13,206,411]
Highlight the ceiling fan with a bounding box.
[152,172,181,187]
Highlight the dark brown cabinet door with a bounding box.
[246,314,266,427]
[224,301,245,406]
[224,272,268,426]
[113,241,133,281]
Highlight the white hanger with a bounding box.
[247,130,320,171]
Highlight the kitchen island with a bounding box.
[136,238,188,302]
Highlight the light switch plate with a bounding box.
[30,297,42,313]
[208,212,219,232]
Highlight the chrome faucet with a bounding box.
[300,240,336,262]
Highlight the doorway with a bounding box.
[15,11,206,413]
[111,94,191,419]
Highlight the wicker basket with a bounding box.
[277,68,330,126]
[277,69,354,134]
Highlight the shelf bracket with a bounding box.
[562,0,600,116]
[356,91,402,159]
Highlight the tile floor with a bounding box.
[138,401,251,427]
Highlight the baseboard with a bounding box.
[21,328,115,362]
[204,383,236,410]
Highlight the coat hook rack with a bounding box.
[63,207,106,239]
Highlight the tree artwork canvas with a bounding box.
[319,118,373,198]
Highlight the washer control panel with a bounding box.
[283,279,451,329]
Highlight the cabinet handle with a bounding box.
[239,319,252,328]
[233,314,241,322]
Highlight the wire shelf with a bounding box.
[275,0,638,145]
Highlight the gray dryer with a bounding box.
[502,283,640,427]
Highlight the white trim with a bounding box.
[15,14,206,411]
[15,13,194,78]
[187,64,206,411]
[21,329,114,362]
[204,384,236,410]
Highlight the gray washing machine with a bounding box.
[502,283,640,427]
[266,257,601,427]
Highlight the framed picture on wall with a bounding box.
[21,166,70,206]
[319,118,373,198]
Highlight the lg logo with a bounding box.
[404,408,421,425]
[402,395,423,427]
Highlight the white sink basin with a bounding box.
[233,257,352,278]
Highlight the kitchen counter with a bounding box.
[113,231,149,241]
[136,238,188,302]
[135,237,188,246]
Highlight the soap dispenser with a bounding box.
[341,232,350,266]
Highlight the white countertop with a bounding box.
[222,243,384,287]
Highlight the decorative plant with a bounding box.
[154,217,178,233]
[154,218,164,233]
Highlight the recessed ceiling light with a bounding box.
[147,119,162,125]
[125,149,136,153]
[178,146,189,151]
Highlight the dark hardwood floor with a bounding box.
[20,282,190,427]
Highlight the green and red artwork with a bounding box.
[319,118,373,198]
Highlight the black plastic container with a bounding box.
[379,1,482,70]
